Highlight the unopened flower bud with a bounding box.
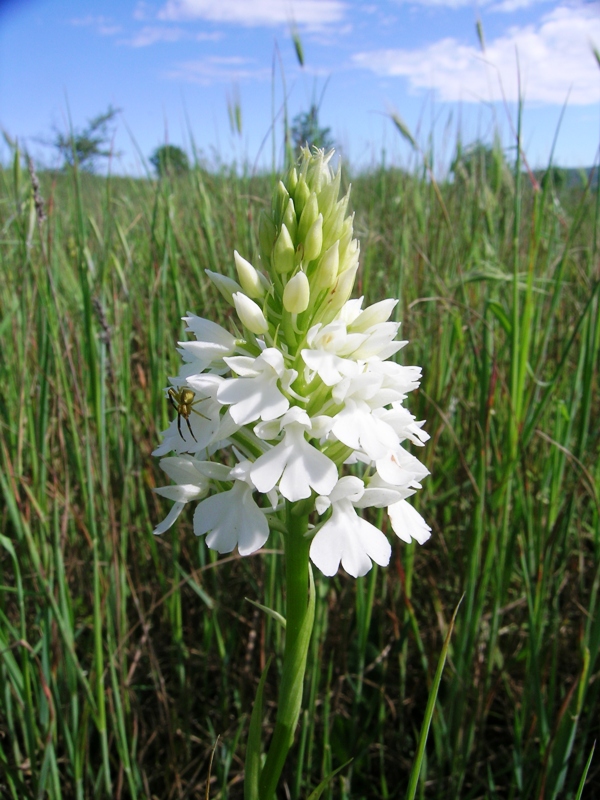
[317,167,342,220]
[285,166,298,193]
[305,148,331,193]
[206,269,242,305]
[232,292,269,335]
[283,198,297,240]
[338,218,355,262]
[323,192,350,250]
[273,224,295,274]
[303,214,323,263]
[234,251,265,299]
[314,241,339,290]
[273,181,290,223]
[297,193,319,243]
[283,271,310,313]
[294,177,310,216]
[322,260,359,322]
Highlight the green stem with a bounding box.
[259,505,315,799]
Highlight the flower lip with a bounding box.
[217,349,294,426]
[310,495,391,577]
[250,419,338,502]
[193,481,270,556]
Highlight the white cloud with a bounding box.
[491,0,552,12]
[352,4,600,105]
[388,0,551,9]
[127,26,188,46]
[124,25,222,46]
[167,56,271,84]
[70,15,121,36]
[157,0,347,27]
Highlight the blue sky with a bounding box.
[1,0,599,174]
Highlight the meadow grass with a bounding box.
[0,138,598,800]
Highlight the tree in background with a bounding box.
[291,104,334,155]
[53,106,121,172]
[150,145,190,178]
[450,138,515,195]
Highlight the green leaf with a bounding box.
[246,597,286,628]
[244,657,272,800]
[487,300,512,336]
[574,741,595,800]
[306,759,353,800]
[405,596,463,800]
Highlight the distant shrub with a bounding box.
[150,144,190,178]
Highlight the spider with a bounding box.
[168,387,209,443]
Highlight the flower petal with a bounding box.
[153,501,186,535]
[154,484,205,503]
[388,499,431,545]
[310,500,391,577]
[250,442,291,495]
[193,483,269,555]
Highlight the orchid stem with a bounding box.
[259,504,315,799]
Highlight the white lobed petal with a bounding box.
[218,349,292,426]
[193,482,269,556]
[250,442,292,495]
[331,400,400,461]
[310,499,391,577]
[387,499,431,545]
[250,424,337,502]
[301,349,360,386]
[219,375,289,425]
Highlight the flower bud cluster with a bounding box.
[153,148,431,578]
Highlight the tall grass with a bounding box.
[0,135,598,799]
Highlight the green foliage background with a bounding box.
[0,139,599,799]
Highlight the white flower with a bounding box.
[350,322,405,361]
[331,398,400,461]
[250,408,338,502]
[217,348,296,426]
[376,406,430,447]
[310,477,392,577]
[355,473,415,509]
[301,321,365,386]
[375,446,430,488]
[152,384,223,457]
[153,457,228,535]
[388,499,431,545]
[177,314,238,375]
[153,148,432,575]
[349,298,398,331]
[193,474,269,556]
[193,483,269,555]
[363,361,422,402]
[337,297,364,325]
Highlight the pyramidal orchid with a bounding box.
[153,147,430,799]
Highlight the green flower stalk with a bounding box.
[153,148,431,797]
